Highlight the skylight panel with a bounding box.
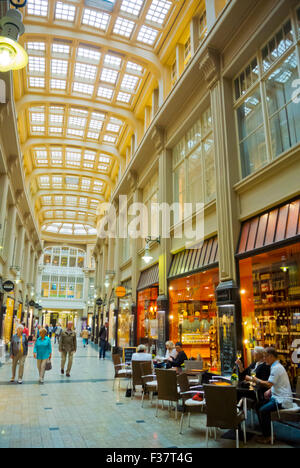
[81,179,91,189]
[52,176,62,187]
[28,56,45,73]
[27,0,48,17]
[82,8,110,30]
[121,73,139,91]
[93,181,103,192]
[110,117,123,126]
[120,0,144,17]
[49,127,63,134]
[27,42,46,52]
[68,116,87,128]
[98,164,108,171]
[84,151,96,161]
[70,108,89,116]
[126,61,143,74]
[113,17,135,38]
[137,25,158,45]
[49,114,64,124]
[67,128,84,138]
[56,211,63,217]
[77,47,101,62]
[89,119,103,131]
[32,126,45,133]
[91,112,105,120]
[99,155,110,163]
[146,0,171,25]
[117,91,131,103]
[104,54,122,69]
[51,59,68,76]
[66,196,77,205]
[87,132,100,140]
[50,79,66,90]
[31,112,45,123]
[51,149,63,164]
[106,123,120,132]
[97,86,114,100]
[74,62,97,81]
[54,196,63,204]
[29,77,45,88]
[103,135,116,143]
[88,227,97,235]
[40,176,50,187]
[35,149,47,159]
[55,2,76,22]
[42,195,52,204]
[79,198,88,206]
[84,162,94,168]
[44,211,53,218]
[100,68,118,84]
[50,106,64,113]
[52,43,70,55]
[73,82,94,95]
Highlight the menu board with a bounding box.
[218,305,236,375]
[123,347,136,363]
[157,311,166,357]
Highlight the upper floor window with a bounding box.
[42,246,86,268]
[172,107,215,225]
[234,14,300,179]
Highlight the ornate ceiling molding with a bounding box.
[198,47,220,90]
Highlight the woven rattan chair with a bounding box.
[140,361,157,407]
[177,372,205,434]
[155,369,181,419]
[131,360,151,399]
[203,384,246,448]
[112,353,132,391]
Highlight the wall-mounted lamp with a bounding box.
[0,3,28,72]
[142,236,160,265]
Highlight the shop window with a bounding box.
[59,282,66,298]
[53,255,59,265]
[44,254,51,265]
[118,299,134,348]
[76,283,83,299]
[137,286,158,349]
[69,256,76,267]
[239,243,300,386]
[61,256,68,267]
[41,281,49,297]
[169,268,220,369]
[77,256,84,268]
[50,282,58,297]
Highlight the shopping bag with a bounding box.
[45,359,52,371]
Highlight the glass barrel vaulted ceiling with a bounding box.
[13,0,197,239]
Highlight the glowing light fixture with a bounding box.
[0,7,28,72]
[142,236,160,265]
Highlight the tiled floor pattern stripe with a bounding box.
[0,340,292,448]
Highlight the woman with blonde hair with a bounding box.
[165,341,177,360]
[33,328,52,384]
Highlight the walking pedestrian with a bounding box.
[81,328,89,348]
[54,323,62,344]
[21,322,29,338]
[33,328,52,384]
[99,321,109,360]
[59,321,77,377]
[10,325,28,384]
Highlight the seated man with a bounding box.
[132,344,152,361]
[166,342,187,370]
[236,346,270,401]
[252,347,293,444]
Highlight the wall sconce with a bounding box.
[142,236,160,265]
[0,3,28,72]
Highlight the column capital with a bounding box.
[126,169,137,191]
[150,125,165,153]
[199,47,220,89]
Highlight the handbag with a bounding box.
[125,388,132,397]
[45,359,52,371]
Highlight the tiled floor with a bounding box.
[0,340,294,448]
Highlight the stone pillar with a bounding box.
[190,16,200,56]
[205,0,226,30]
[3,204,17,275]
[0,174,9,247]
[15,224,25,271]
[199,47,242,372]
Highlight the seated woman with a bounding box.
[165,341,178,360]
[132,344,152,361]
[236,346,270,401]
[166,342,187,370]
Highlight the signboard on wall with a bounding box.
[157,311,166,357]
[4,298,14,344]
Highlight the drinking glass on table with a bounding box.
[249,369,256,390]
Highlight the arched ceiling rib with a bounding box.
[15,0,182,238]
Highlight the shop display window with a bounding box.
[239,243,300,385]
[169,268,220,369]
[137,286,158,347]
[118,299,133,348]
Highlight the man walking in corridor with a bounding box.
[59,321,77,377]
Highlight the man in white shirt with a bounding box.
[132,344,152,361]
[252,347,293,444]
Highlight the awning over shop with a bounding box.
[237,198,300,257]
[168,236,218,279]
[137,264,159,291]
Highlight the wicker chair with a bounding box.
[203,384,247,448]
[177,372,205,434]
[155,369,181,419]
[140,361,157,407]
[131,360,151,399]
[112,353,132,391]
